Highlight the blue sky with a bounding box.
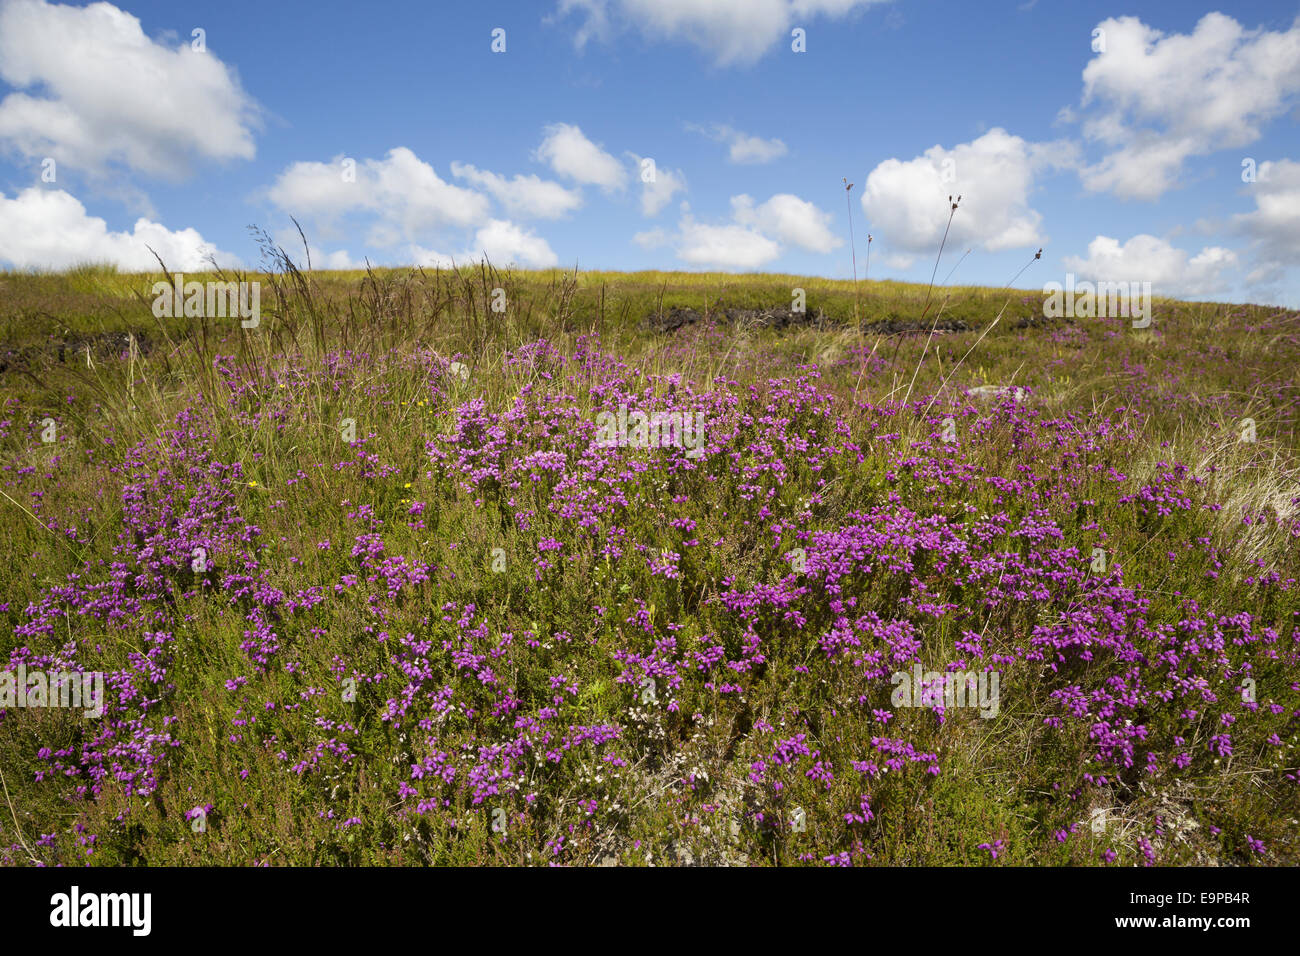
[1,0,1298,305]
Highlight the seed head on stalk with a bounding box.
[843,178,861,337]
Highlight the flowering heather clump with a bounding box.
[1,266,1297,866]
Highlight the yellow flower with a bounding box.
[404,482,411,488]
[248,481,257,487]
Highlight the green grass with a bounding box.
[1,258,1297,866]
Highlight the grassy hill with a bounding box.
[1,255,1296,865]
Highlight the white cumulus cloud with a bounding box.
[644,192,836,269]
[690,123,788,164]
[1231,158,1300,301]
[314,249,363,271]
[1072,13,1300,200]
[267,147,490,244]
[628,154,687,216]
[676,219,781,270]
[268,147,572,269]
[555,0,890,66]
[860,128,1069,256]
[0,187,235,270]
[731,193,841,253]
[0,0,260,179]
[411,219,559,270]
[534,123,626,191]
[632,227,671,250]
[1063,234,1238,298]
[449,162,583,219]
